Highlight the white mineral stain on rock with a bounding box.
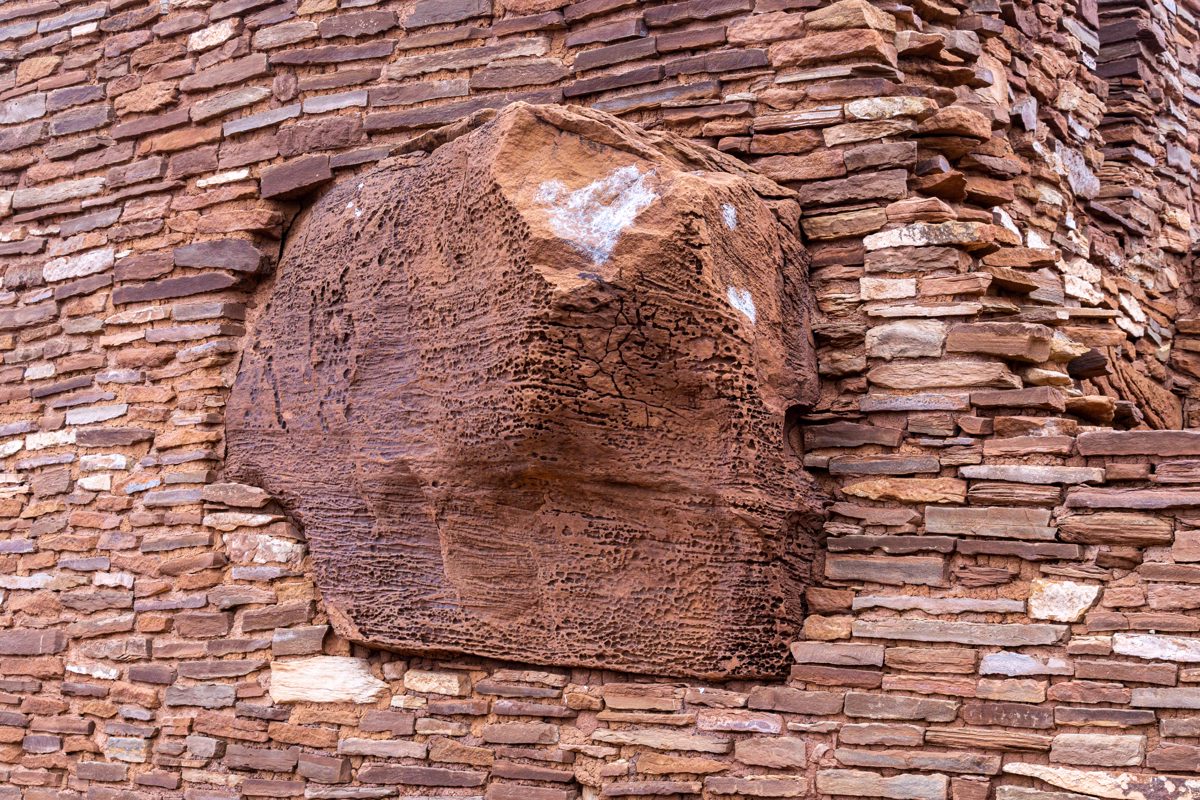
[726,286,756,324]
[1004,761,1200,799]
[535,164,657,264]
[722,203,737,229]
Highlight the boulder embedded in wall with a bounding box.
[227,102,823,679]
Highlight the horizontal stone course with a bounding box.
[853,620,1067,647]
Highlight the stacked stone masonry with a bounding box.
[1,0,1200,797]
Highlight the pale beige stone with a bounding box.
[860,277,915,300]
[802,614,853,640]
[403,668,471,696]
[843,477,967,503]
[805,0,897,31]
[189,18,239,51]
[269,656,387,703]
[1113,632,1200,662]
[338,738,427,758]
[864,221,997,251]
[13,176,106,210]
[203,512,281,531]
[868,360,1019,390]
[1028,579,1100,622]
[735,736,805,767]
[1050,734,1145,768]
[43,247,114,282]
[865,319,945,360]
[977,678,1046,703]
[846,96,938,121]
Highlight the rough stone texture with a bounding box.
[268,656,388,703]
[228,103,822,680]
[1028,579,1102,622]
[1050,734,1146,768]
[2,0,1200,797]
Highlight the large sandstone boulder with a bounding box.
[227,102,822,679]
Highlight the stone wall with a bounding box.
[2,0,1200,798]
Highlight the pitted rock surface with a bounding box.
[227,102,822,678]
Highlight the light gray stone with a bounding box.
[13,176,106,210]
[980,652,1072,676]
[0,93,46,124]
[853,619,1067,647]
[1131,687,1200,709]
[192,86,272,122]
[43,247,114,282]
[223,103,300,136]
[958,465,1104,484]
[865,319,945,360]
[817,769,948,800]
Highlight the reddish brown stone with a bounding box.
[179,54,270,93]
[112,273,242,305]
[404,0,491,27]
[1147,743,1200,771]
[260,155,332,199]
[645,0,752,27]
[228,102,821,680]
[318,10,396,37]
[962,702,1054,729]
[270,41,394,65]
[173,239,264,272]
[359,710,415,735]
[574,38,658,71]
[0,631,67,656]
[359,766,485,786]
[563,65,664,98]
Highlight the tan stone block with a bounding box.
[269,657,387,704]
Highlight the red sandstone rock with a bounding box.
[228,103,822,679]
